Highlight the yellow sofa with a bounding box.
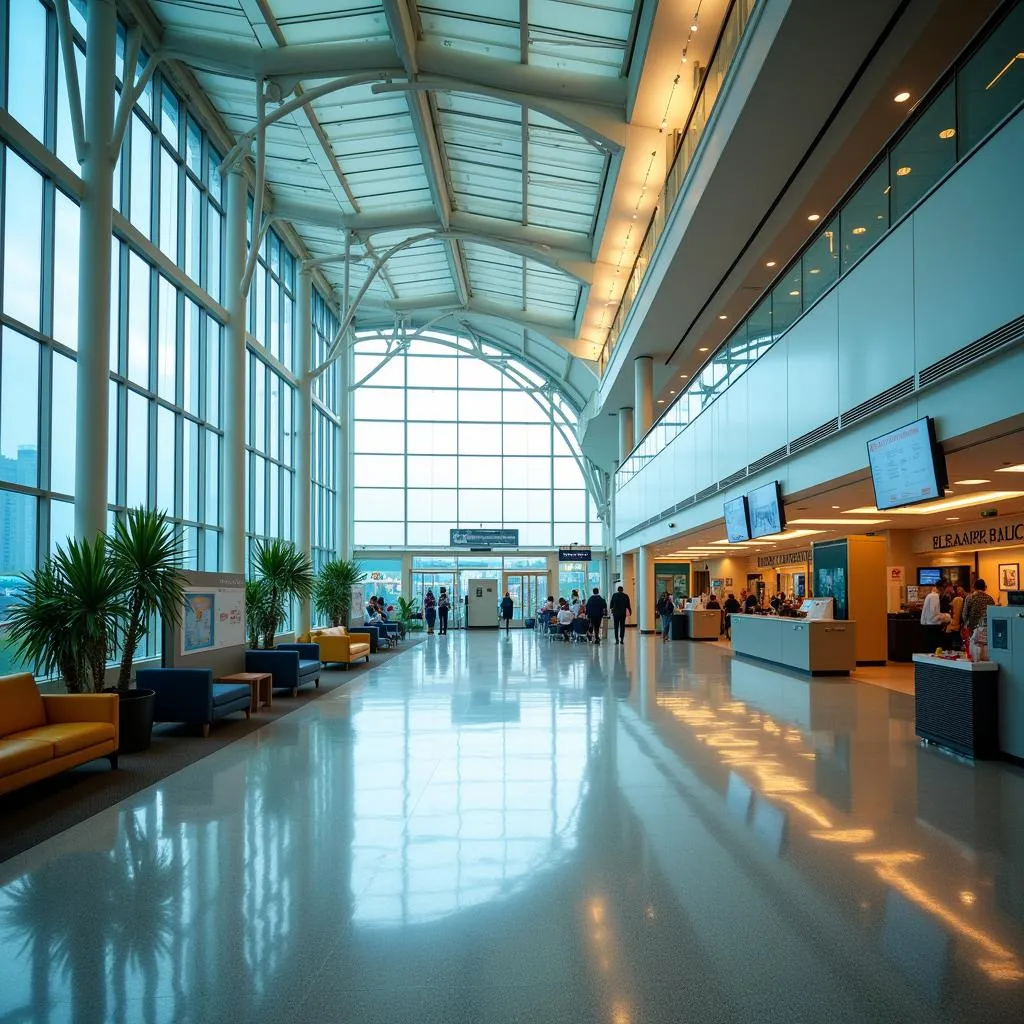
[0,673,119,797]
[306,627,372,669]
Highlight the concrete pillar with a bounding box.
[638,545,655,633]
[634,356,653,438]
[222,170,248,574]
[74,0,117,540]
[294,266,313,635]
[618,406,634,462]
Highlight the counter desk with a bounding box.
[730,614,857,675]
[912,654,999,759]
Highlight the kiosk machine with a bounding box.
[987,596,1024,760]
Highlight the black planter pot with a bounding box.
[112,688,156,754]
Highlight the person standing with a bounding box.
[723,592,741,639]
[500,591,514,633]
[438,587,450,635]
[609,585,631,645]
[963,578,995,633]
[920,583,950,650]
[656,591,675,643]
[945,584,965,649]
[424,589,437,635]
[585,587,608,644]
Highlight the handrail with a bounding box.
[598,0,757,375]
[614,0,1024,494]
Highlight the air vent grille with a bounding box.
[748,446,787,476]
[918,314,1024,389]
[840,376,915,428]
[719,468,748,489]
[695,484,719,502]
[789,417,839,455]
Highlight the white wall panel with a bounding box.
[786,290,839,439]
[914,111,1024,367]
[837,220,916,411]
[745,344,788,454]
[691,413,713,492]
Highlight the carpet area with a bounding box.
[0,639,421,865]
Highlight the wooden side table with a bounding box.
[219,672,273,714]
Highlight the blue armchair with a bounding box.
[136,668,252,737]
[245,645,321,697]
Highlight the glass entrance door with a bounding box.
[502,573,547,625]
[411,572,460,629]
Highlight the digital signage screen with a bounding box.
[723,496,751,543]
[748,481,786,539]
[867,417,947,511]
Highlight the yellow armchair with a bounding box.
[308,627,372,669]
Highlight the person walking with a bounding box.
[424,589,437,635]
[500,591,514,633]
[585,587,608,644]
[656,591,675,643]
[609,585,631,645]
[438,587,450,635]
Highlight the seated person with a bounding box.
[556,601,575,641]
[364,599,382,624]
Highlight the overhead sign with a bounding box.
[867,416,944,510]
[913,516,1024,553]
[559,547,592,562]
[756,549,811,569]
[449,528,519,547]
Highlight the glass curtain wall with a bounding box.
[352,330,602,548]
[311,289,340,573]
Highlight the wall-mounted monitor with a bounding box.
[867,416,948,510]
[748,481,786,538]
[917,568,942,587]
[723,496,751,542]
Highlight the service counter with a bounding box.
[730,614,857,675]
[912,654,999,759]
[683,609,722,640]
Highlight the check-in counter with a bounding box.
[730,615,857,675]
[684,609,721,640]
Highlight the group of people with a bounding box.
[920,577,994,649]
[422,588,451,634]
[536,586,633,644]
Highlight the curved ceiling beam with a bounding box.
[371,80,623,155]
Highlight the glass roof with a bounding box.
[145,0,649,401]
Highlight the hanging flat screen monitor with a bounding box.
[748,481,786,538]
[867,416,947,510]
[724,496,751,543]
[917,568,942,587]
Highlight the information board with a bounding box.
[723,496,751,542]
[558,547,592,562]
[181,586,246,657]
[748,481,785,538]
[867,417,944,510]
[450,529,519,547]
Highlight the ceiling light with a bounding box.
[809,268,820,274]
[843,490,1024,515]
[807,213,821,222]
[996,463,1024,473]
[699,347,709,352]
[852,227,867,235]
[690,22,698,31]
[754,529,825,541]
[669,390,676,394]
[946,517,960,521]
[788,518,889,526]
[896,166,912,176]
[789,290,799,297]
[766,260,777,268]
[680,373,688,379]
[953,479,990,485]
[719,314,728,320]
[894,91,911,103]
[657,399,665,404]
[939,128,956,139]
[831,505,841,510]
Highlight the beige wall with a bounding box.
[917,543,1024,602]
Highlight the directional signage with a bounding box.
[558,547,592,562]
[449,529,519,547]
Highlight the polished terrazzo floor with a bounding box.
[2,631,1023,1023]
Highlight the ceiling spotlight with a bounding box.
[690,22,698,31]
[789,290,799,297]
[832,505,841,510]
[766,260,776,267]
[896,165,912,176]
[669,390,676,394]
[807,213,821,222]
[680,373,688,378]
[699,346,709,352]
[808,268,820,274]
[852,226,867,235]
[939,128,956,139]
[657,399,665,404]
[894,91,911,103]
[718,314,727,320]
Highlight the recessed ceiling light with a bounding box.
[680,373,688,379]
[809,268,820,274]
[789,518,889,526]
[939,128,956,139]
[953,479,990,485]
[657,399,665,404]
[766,260,777,268]
[669,389,676,394]
[896,166,912,176]
[894,91,911,103]
[789,290,799,296]
[996,463,1024,473]
[946,517,960,521]
[852,226,867,235]
[843,490,1024,515]
[699,347,709,352]
[831,505,841,510]
[807,213,821,222]
[718,314,727,320]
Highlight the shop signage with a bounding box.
[558,547,592,562]
[449,528,519,547]
[913,516,1024,554]
[756,549,811,569]
[888,566,905,585]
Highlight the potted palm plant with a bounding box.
[395,595,421,638]
[250,539,314,648]
[107,507,186,752]
[245,578,273,649]
[312,559,366,627]
[6,535,125,694]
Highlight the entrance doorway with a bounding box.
[411,572,461,629]
[502,572,548,626]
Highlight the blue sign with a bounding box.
[559,547,592,562]
[450,529,519,547]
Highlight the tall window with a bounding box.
[352,330,601,548]
[311,289,340,572]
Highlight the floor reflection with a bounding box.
[0,632,1022,1022]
